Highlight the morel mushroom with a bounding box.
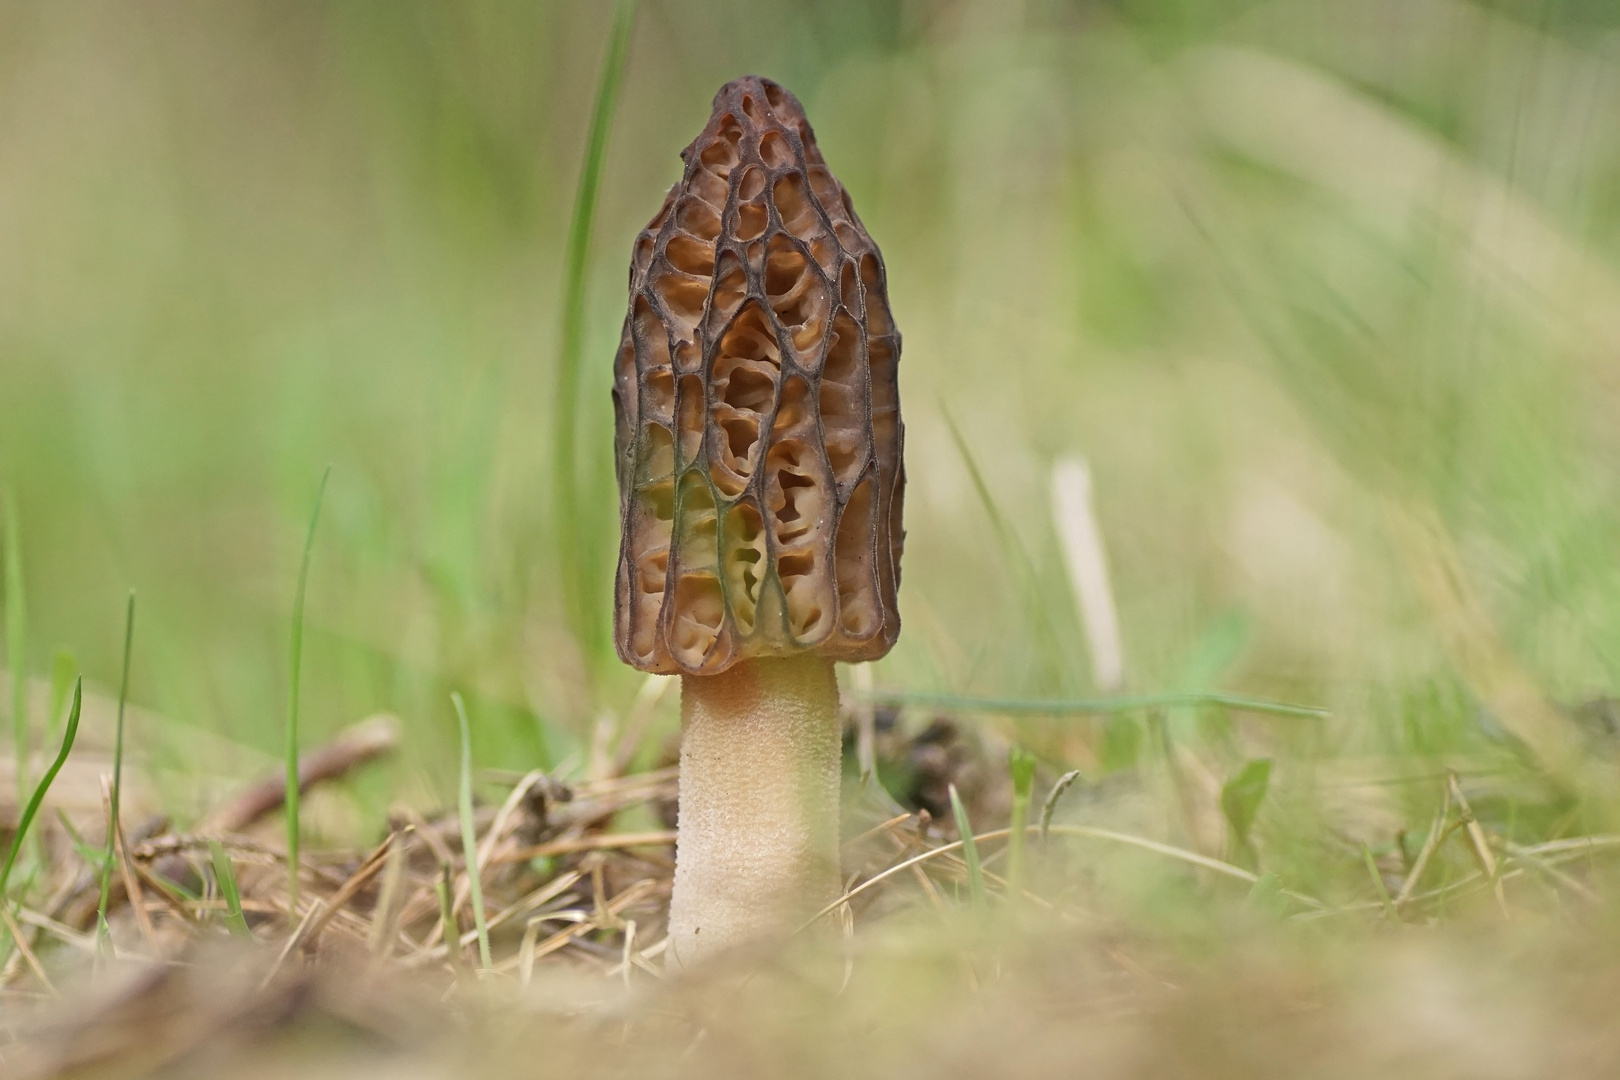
[612,76,904,966]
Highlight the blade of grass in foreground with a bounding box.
[948,783,987,914]
[96,590,136,945]
[5,491,28,822]
[285,466,332,920]
[552,0,637,658]
[209,840,252,939]
[453,692,492,972]
[0,677,80,900]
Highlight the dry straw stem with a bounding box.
[1,905,56,997]
[1051,457,1125,693]
[803,823,1327,931]
[1384,501,1584,786]
[1447,771,1509,917]
[1393,781,1453,908]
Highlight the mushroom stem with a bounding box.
[667,655,841,968]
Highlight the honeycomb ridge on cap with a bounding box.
[612,75,905,676]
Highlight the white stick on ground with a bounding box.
[1051,457,1125,693]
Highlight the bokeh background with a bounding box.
[4,0,1620,845]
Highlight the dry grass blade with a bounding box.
[15,908,93,952]
[300,832,397,947]
[367,832,408,956]
[104,778,157,949]
[1448,773,1508,917]
[1,905,57,998]
[846,813,915,849]
[1361,844,1397,920]
[1040,770,1083,840]
[259,899,326,991]
[1051,456,1126,693]
[1395,782,1453,908]
[483,870,583,939]
[804,823,1321,930]
[495,830,675,865]
[518,916,543,986]
[499,878,657,972]
[476,769,545,871]
[1502,841,1601,905]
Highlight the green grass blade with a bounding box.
[435,862,463,975]
[1007,748,1036,897]
[55,808,110,874]
[286,465,332,919]
[1244,871,1288,919]
[948,783,987,914]
[5,490,28,817]
[1362,844,1397,920]
[139,863,200,904]
[552,0,637,658]
[1220,758,1273,854]
[453,692,492,973]
[0,676,80,899]
[48,648,76,742]
[209,840,251,939]
[940,408,1069,688]
[97,590,136,934]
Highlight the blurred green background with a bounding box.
[4,0,1620,842]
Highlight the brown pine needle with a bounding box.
[1,906,57,998]
[495,830,676,865]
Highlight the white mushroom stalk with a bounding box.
[667,656,840,963]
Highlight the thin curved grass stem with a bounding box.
[799,823,1324,931]
[864,689,1328,719]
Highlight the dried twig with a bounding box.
[200,716,400,834]
[494,830,675,866]
[301,833,397,947]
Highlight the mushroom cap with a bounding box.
[613,75,904,676]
